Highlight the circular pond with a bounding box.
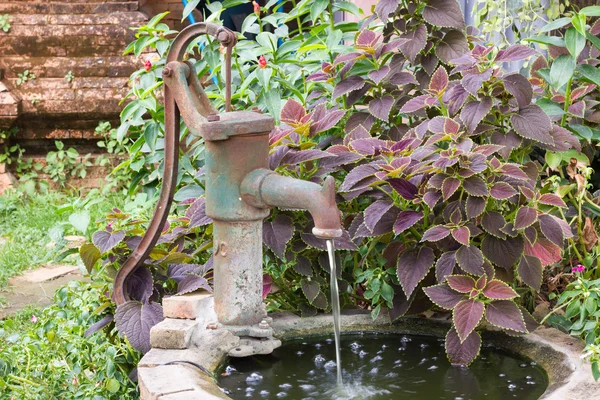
[218,333,548,400]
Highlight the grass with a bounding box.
[0,189,125,288]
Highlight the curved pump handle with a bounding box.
[114,23,237,305]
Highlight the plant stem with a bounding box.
[291,0,303,34]
[561,78,573,127]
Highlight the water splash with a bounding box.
[326,239,343,385]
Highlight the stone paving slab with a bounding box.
[10,264,80,284]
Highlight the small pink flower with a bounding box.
[144,60,152,72]
[258,55,267,69]
[31,314,38,324]
[72,376,78,385]
[572,264,585,273]
[253,1,260,15]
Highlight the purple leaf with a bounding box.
[490,182,518,200]
[518,255,543,291]
[538,214,564,246]
[364,200,394,232]
[280,98,306,125]
[429,66,449,95]
[495,44,537,62]
[485,300,527,332]
[423,0,466,29]
[481,235,524,270]
[482,279,518,299]
[333,76,366,100]
[92,230,126,253]
[481,211,507,238]
[369,95,395,122]
[442,177,460,200]
[461,98,492,133]
[445,328,481,367]
[368,66,391,84]
[461,68,492,96]
[503,74,533,108]
[177,275,212,295]
[263,275,273,299]
[375,0,399,19]
[451,227,470,246]
[311,110,345,134]
[447,275,476,293]
[393,211,423,235]
[280,149,334,165]
[115,301,164,354]
[168,263,207,282]
[187,198,212,228]
[126,267,153,303]
[388,178,419,200]
[422,225,451,242]
[396,247,435,297]
[301,278,320,302]
[499,164,529,180]
[356,29,378,47]
[263,215,294,259]
[436,251,457,283]
[456,245,485,275]
[399,25,427,63]
[511,105,553,144]
[424,190,442,209]
[390,71,418,85]
[400,94,436,113]
[514,206,538,230]
[436,30,469,64]
[85,315,114,337]
[423,284,464,309]
[463,176,488,197]
[389,286,417,321]
[340,163,379,192]
[465,196,486,219]
[524,238,561,267]
[453,299,485,342]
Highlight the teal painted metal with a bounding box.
[116,23,343,334]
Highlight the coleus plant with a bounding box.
[525,6,600,268]
[289,2,580,365]
[81,198,214,354]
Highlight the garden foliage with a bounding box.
[83,0,600,367]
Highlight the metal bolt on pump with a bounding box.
[113,23,343,356]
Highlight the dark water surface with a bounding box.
[218,333,547,400]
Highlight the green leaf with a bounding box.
[578,64,600,86]
[593,362,600,381]
[148,11,170,28]
[256,32,278,52]
[571,124,593,142]
[263,90,282,124]
[549,55,575,90]
[545,152,562,169]
[181,0,201,22]
[310,0,329,23]
[69,211,90,233]
[565,28,586,58]
[143,122,159,152]
[586,32,600,52]
[537,98,565,116]
[381,281,394,303]
[581,6,600,17]
[571,13,587,36]
[540,17,572,33]
[106,378,120,393]
[524,35,566,47]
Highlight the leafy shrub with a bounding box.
[92,0,585,367]
[0,281,139,399]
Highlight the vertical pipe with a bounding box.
[213,220,266,326]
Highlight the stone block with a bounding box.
[150,319,198,349]
[10,264,80,284]
[163,291,212,320]
[138,365,229,400]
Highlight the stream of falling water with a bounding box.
[326,239,343,386]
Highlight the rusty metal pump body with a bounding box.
[114,23,342,356]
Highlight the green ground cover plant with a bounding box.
[0,281,139,399]
[0,190,124,288]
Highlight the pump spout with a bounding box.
[241,169,343,239]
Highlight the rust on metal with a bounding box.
[114,21,343,340]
